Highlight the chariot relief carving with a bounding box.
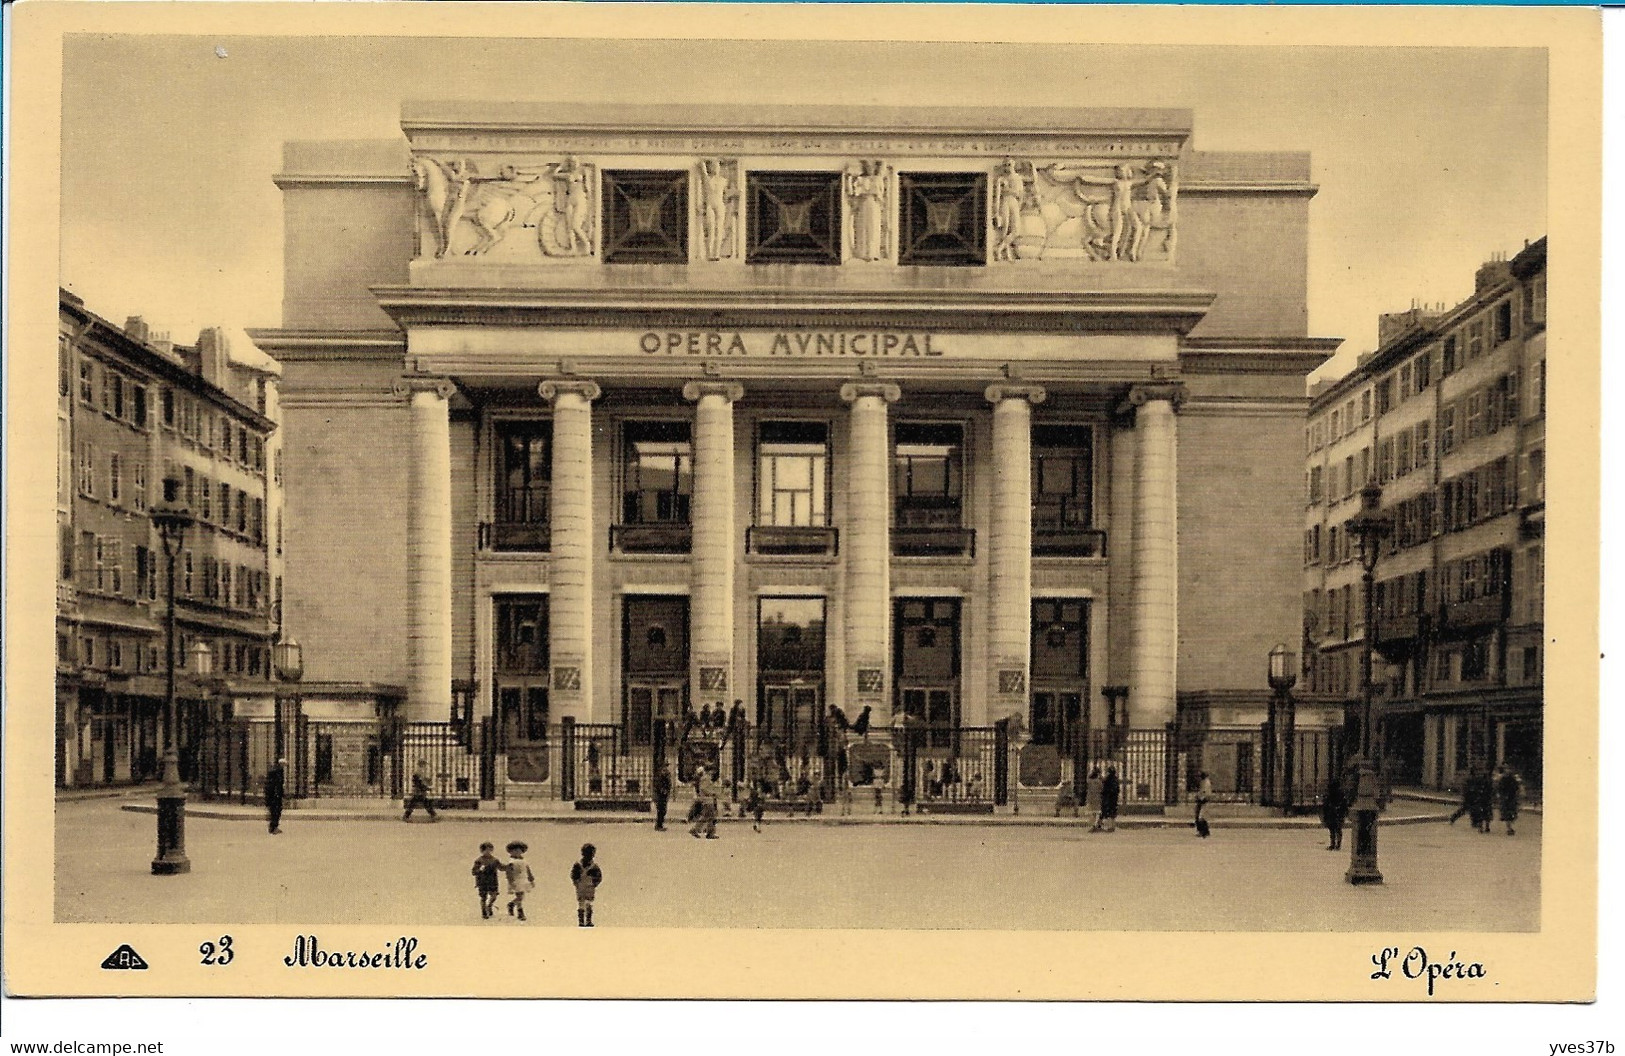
[844,160,891,262]
[412,155,597,260]
[994,158,1178,263]
[698,158,739,261]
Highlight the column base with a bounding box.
[1345,809,1383,885]
[152,792,191,875]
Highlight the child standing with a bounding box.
[471,842,502,919]
[571,843,603,927]
[504,841,534,921]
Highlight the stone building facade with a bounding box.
[251,103,1335,802]
[1303,237,1546,792]
[56,290,282,786]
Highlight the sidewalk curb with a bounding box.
[116,802,1455,830]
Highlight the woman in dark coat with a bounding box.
[1100,765,1121,832]
[1320,777,1348,850]
[1496,766,1522,836]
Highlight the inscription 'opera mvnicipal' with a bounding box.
[639,330,946,357]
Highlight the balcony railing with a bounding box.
[1032,527,1107,557]
[893,526,976,557]
[610,523,692,554]
[479,521,552,553]
[747,525,839,557]
[1441,593,1509,632]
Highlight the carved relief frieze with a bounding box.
[411,155,598,261]
[697,158,740,261]
[991,158,1179,263]
[844,160,891,262]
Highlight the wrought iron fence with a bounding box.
[388,720,485,802]
[1176,728,1264,803]
[567,721,655,805]
[897,725,1004,811]
[192,718,278,803]
[1081,727,1177,806]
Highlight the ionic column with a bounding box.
[683,381,744,712]
[540,380,602,722]
[1123,382,1185,728]
[985,384,1047,726]
[840,382,901,721]
[394,376,456,722]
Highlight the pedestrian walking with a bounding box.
[1086,766,1105,832]
[471,842,502,919]
[839,777,855,816]
[402,761,438,822]
[1100,765,1121,832]
[1496,766,1523,836]
[1055,783,1080,818]
[263,757,286,834]
[503,841,534,920]
[1321,777,1348,851]
[873,778,886,814]
[1194,771,1213,838]
[1456,773,1482,822]
[571,843,603,927]
[745,782,764,832]
[653,765,672,831]
[690,769,721,839]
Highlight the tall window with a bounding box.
[1032,425,1094,530]
[109,453,122,504]
[497,421,551,527]
[756,421,828,527]
[622,421,692,524]
[78,442,96,498]
[893,422,963,526]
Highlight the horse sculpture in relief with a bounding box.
[412,156,594,259]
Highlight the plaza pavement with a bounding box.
[57,793,1539,931]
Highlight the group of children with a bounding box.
[471,841,603,926]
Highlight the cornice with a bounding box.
[371,285,1216,335]
[246,329,408,362]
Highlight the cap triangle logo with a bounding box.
[100,944,149,970]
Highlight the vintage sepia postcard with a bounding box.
[2,1,1601,1011]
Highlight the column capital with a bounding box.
[839,382,902,405]
[392,375,456,400]
[1119,381,1187,416]
[539,379,602,404]
[984,383,1048,406]
[682,381,745,403]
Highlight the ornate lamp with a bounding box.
[149,475,194,875]
[273,637,304,764]
[1345,483,1392,885]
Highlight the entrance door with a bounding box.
[624,680,684,747]
[762,681,821,749]
[895,598,960,747]
[1030,690,1086,750]
[494,595,550,782]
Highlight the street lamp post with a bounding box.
[1346,483,1392,885]
[1267,643,1298,811]
[273,638,304,792]
[150,475,194,875]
